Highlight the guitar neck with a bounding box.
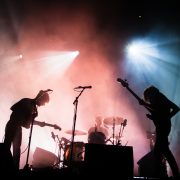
[126,86,152,113]
[34,121,61,130]
[44,122,61,131]
[126,86,142,102]
[118,78,153,114]
[43,122,54,127]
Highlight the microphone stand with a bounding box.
[24,118,35,170]
[69,88,85,168]
[24,90,51,170]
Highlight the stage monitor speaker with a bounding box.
[84,143,134,179]
[137,151,168,178]
[32,147,59,169]
[0,143,14,172]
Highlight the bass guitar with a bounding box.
[117,78,155,121]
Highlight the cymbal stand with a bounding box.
[56,135,64,169]
[50,132,61,168]
[112,118,115,145]
[60,137,71,168]
[116,119,127,145]
[105,118,116,145]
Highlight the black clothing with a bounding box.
[143,87,180,178]
[4,98,38,170]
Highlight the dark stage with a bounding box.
[1,143,178,180]
[2,167,177,180]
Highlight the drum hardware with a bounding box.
[104,118,127,145]
[50,132,63,168]
[60,137,71,145]
[64,129,87,136]
[103,116,124,126]
[50,132,72,169]
[104,116,123,145]
[52,132,86,168]
[116,119,127,145]
[63,142,85,166]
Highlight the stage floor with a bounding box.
[2,167,178,180]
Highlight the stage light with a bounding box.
[19,54,23,59]
[125,39,159,65]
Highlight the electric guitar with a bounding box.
[34,120,61,131]
[117,78,155,121]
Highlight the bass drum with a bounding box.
[88,131,106,144]
[64,142,85,165]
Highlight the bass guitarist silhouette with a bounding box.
[117,78,180,179]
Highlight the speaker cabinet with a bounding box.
[137,151,168,178]
[32,147,59,169]
[84,143,134,179]
[0,143,14,172]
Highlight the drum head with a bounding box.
[64,142,84,165]
[88,131,106,144]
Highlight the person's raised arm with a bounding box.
[169,101,180,118]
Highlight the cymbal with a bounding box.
[65,129,87,136]
[103,116,123,125]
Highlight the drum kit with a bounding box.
[103,116,127,145]
[57,129,87,167]
[50,116,127,168]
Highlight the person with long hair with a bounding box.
[140,85,180,179]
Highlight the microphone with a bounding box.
[51,132,55,140]
[74,86,92,89]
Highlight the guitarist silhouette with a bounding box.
[117,78,180,178]
[3,90,60,171]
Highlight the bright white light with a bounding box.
[39,50,79,76]
[124,39,162,80]
[127,39,160,57]
[126,40,159,65]
[127,43,144,57]
[19,54,23,59]
[124,36,179,88]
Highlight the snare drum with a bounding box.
[88,131,106,144]
[64,142,85,165]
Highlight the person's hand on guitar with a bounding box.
[138,99,145,105]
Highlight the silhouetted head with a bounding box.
[143,85,159,102]
[35,90,50,106]
[95,116,103,127]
